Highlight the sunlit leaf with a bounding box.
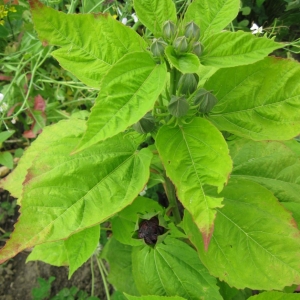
[183,0,240,39]
[201,31,282,68]
[27,225,100,278]
[133,0,177,37]
[156,117,232,249]
[76,52,167,152]
[165,46,200,73]
[206,57,300,140]
[182,178,300,290]
[29,0,147,88]
[0,122,152,264]
[1,119,85,200]
[229,138,300,203]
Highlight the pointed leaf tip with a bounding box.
[202,223,214,251]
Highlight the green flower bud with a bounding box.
[177,73,198,95]
[194,89,218,113]
[168,95,190,117]
[132,112,156,134]
[192,41,203,57]
[173,36,189,53]
[162,20,177,40]
[184,21,200,40]
[150,38,168,57]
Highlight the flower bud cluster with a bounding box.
[150,20,203,58]
[193,89,218,113]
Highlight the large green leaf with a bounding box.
[102,237,139,296]
[165,46,200,73]
[156,117,232,249]
[76,52,167,152]
[201,31,282,68]
[0,125,152,264]
[30,0,147,88]
[183,0,240,39]
[182,178,300,290]
[27,225,100,278]
[133,0,177,37]
[132,237,222,300]
[1,120,85,200]
[111,196,163,246]
[228,138,300,203]
[206,57,300,140]
[248,291,300,300]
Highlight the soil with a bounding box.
[0,190,108,300]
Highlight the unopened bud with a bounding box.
[150,38,168,57]
[162,20,177,40]
[194,89,218,113]
[184,21,200,40]
[192,41,203,57]
[177,74,198,95]
[132,112,156,134]
[173,36,189,53]
[168,95,190,117]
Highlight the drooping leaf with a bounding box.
[125,295,187,300]
[165,46,200,73]
[248,291,300,300]
[27,225,100,278]
[182,178,300,290]
[29,0,147,88]
[1,119,85,200]
[0,130,15,144]
[228,138,300,203]
[101,237,139,296]
[27,239,68,267]
[183,0,240,39]
[132,237,222,300]
[133,0,177,37]
[156,117,232,249]
[201,31,282,68]
[111,196,163,246]
[76,52,167,152]
[0,152,14,169]
[0,123,152,264]
[206,57,300,140]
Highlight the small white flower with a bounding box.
[11,117,16,124]
[0,93,4,102]
[121,17,128,25]
[250,23,263,34]
[139,185,147,196]
[131,13,138,23]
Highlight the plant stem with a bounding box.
[169,67,178,96]
[164,176,181,224]
[96,257,111,300]
[90,257,95,296]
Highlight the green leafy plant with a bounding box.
[32,276,100,300]
[1,0,300,299]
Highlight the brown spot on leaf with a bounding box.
[42,40,49,47]
[23,171,35,186]
[28,0,44,9]
[202,223,214,251]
